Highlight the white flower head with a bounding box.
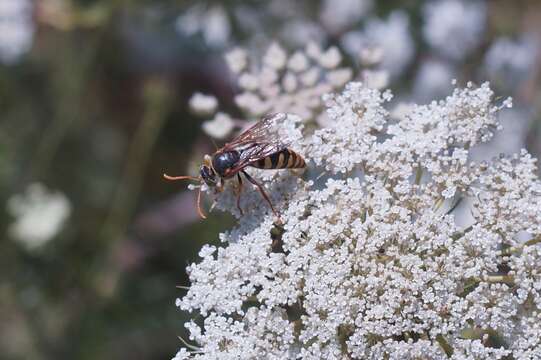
[359,45,384,66]
[188,93,218,115]
[175,5,231,47]
[263,42,288,70]
[342,10,414,77]
[201,112,235,139]
[423,0,487,61]
[175,80,541,358]
[484,34,541,90]
[7,183,71,251]
[0,0,34,64]
[224,47,248,74]
[413,59,455,102]
[224,42,353,123]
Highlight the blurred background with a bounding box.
[1,0,540,359]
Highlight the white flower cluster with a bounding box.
[175,83,541,360]
[195,42,355,139]
[413,59,455,102]
[174,80,541,359]
[7,183,71,251]
[342,10,414,78]
[229,42,353,123]
[0,0,34,64]
[422,0,486,61]
[176,4,231,47]
[484,34,541,90]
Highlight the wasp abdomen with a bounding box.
[253,148,305,169]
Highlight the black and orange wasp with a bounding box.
[164,113,306,219]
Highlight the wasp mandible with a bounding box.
[164,113,306,218]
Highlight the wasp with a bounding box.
[164,113,306,218]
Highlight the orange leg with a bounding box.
[163,173,206,219]
[235,173,244,216]
[196,187,207,219]
[242,170,279,218]
[163,173,199,181]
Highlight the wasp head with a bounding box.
[200,154,218,187]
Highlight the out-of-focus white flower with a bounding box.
[175,81,540,359]
[0,0,34,64]
[484,34,540,89]
[485,36,538,74]
[201,112,235,139]
[175,5,231,47]
[317,46,342,69]
[224,47,247,74]
[188,93,218,115]
[423,0,486,61]
[226,42,353,124]
[359,46,384,66]
[287,51,309,72]
[361,69,389,90]
[342,10,414,77]
[263,43,287,70]
[319,0,373,34]
[413,59,455,102]
[327,68,353,88]
[7,183,71,251]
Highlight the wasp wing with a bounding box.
[220,113,292,174]
[220,113,290,151]
[224,142,287,175]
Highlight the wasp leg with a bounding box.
[216,179,224,193]
[235,173,244,216]
[196,186,207,219]
[242,170,279,218]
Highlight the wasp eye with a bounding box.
[200,165,217,186]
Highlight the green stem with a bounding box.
[415,164,422,185]
[100,79,171,241]
[436,334,453,357]
[502,236,541,255]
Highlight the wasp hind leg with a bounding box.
[235,173,244,216]
[241,170,279,219]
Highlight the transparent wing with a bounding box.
[239,141,285,162]
[221,113,291,151]
[220,113,291,173]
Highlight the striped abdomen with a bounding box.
[252,148,306,169]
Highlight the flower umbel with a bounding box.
[174,82,540,359]
[199,42,355,141]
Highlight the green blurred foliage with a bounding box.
[0,1,235,359]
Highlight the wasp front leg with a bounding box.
[242,170,279,218]
[215,178,225,193]
[234,173,244,216]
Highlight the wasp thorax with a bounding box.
[212,151,240,177]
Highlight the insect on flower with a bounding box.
[164,113,306,219]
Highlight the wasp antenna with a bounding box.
[196,186,207,219]
[210,138,219,151]
[163,173,200,181]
